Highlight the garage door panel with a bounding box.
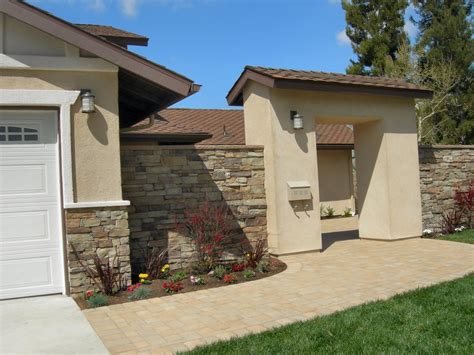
[0,210,50,243]
[0,164,47,195]
[0,256,54,289]
[0,110,64,299]
[0,254,63,299]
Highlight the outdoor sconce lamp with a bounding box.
[291,110,304,130]
[80,89,96,113]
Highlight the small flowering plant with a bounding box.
[85,290,94,299]
[162,280,183,294]
[127,283,141,292]
[223,273,237,284]
[423,229,433,237]
[231,263,246,272]
[160,264,170,278]
[189,275,205,285]
[139,273,152,284]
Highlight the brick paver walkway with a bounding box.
[84,238,474,354]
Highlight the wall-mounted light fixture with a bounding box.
[290,110,304,130]
[80,89,96,113]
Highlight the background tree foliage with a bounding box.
[413,0,473,144]
[342,0,409,75]
[385,42,462,143]
[342,0,473,144]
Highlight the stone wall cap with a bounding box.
[121,144,264,150]
[419,145,474,150]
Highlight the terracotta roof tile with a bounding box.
[246,66,425,91]
[126,109,354,146]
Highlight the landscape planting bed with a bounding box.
[75,258,286,310]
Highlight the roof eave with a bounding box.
[317,144,354,150]
[227,68,433,106]
[226,68,275,106]
[120,132,212,144]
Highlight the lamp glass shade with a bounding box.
[81,92,95,113]
[293,114,304,129]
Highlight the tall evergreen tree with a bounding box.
[413,0,473,144]
[342,0,409,76]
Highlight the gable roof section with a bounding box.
[227,66,433,106]
[0,0,200,127]
[122,108,355,147]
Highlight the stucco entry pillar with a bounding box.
[354,114,423,240]
[243,82,322,255]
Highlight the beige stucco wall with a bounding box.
[0,69,123,202]
[317,149,355,215]
[3,15,66,56]
[243,82,423,253]
[244,81,322,255]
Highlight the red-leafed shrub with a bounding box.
[242,237,268,268]
[162,281,184,294]
[439,208,464,234]
[231,263,246,272]
[70,244,124,295]
[179,203,232,269]
[454,180,473,228]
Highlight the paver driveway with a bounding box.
[84,238,474,354]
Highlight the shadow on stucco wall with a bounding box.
[120,145,267,276]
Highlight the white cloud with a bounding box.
[120,0,138,17]
[404,21,417,37]
[88,0,105,12]
[336,30,351,46]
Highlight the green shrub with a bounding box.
[170,270,187,282]
[87,293,108,308]
[256,260,270,273]
[343,207,352,217]
[243,269,256,279]
[128,286,152,300]
[213,265,227,279]
[325,206,335,218]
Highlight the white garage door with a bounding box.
[0,110,64,299]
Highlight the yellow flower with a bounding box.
[139,273,148,279]
[140,279,145,283]
[161,264,170,272]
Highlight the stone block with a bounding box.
[82,218,101,227]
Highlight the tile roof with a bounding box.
[227,66,432,105]
[125,108,354,146]
[316,122,354,145]
[75,24,147,40]
[125,110,212,136]
[246,66,425,91]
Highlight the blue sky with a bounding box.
[30,0,417,109]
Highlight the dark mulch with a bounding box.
[75,258,286,310]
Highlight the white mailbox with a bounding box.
[287,181,312,201]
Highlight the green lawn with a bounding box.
[439,228,474,244]
[186,273,474,354]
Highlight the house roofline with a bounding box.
[0,0,198,97]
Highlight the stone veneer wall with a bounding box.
[419,145,474,231]
[65,207,131,296]
[120,145,266,272]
